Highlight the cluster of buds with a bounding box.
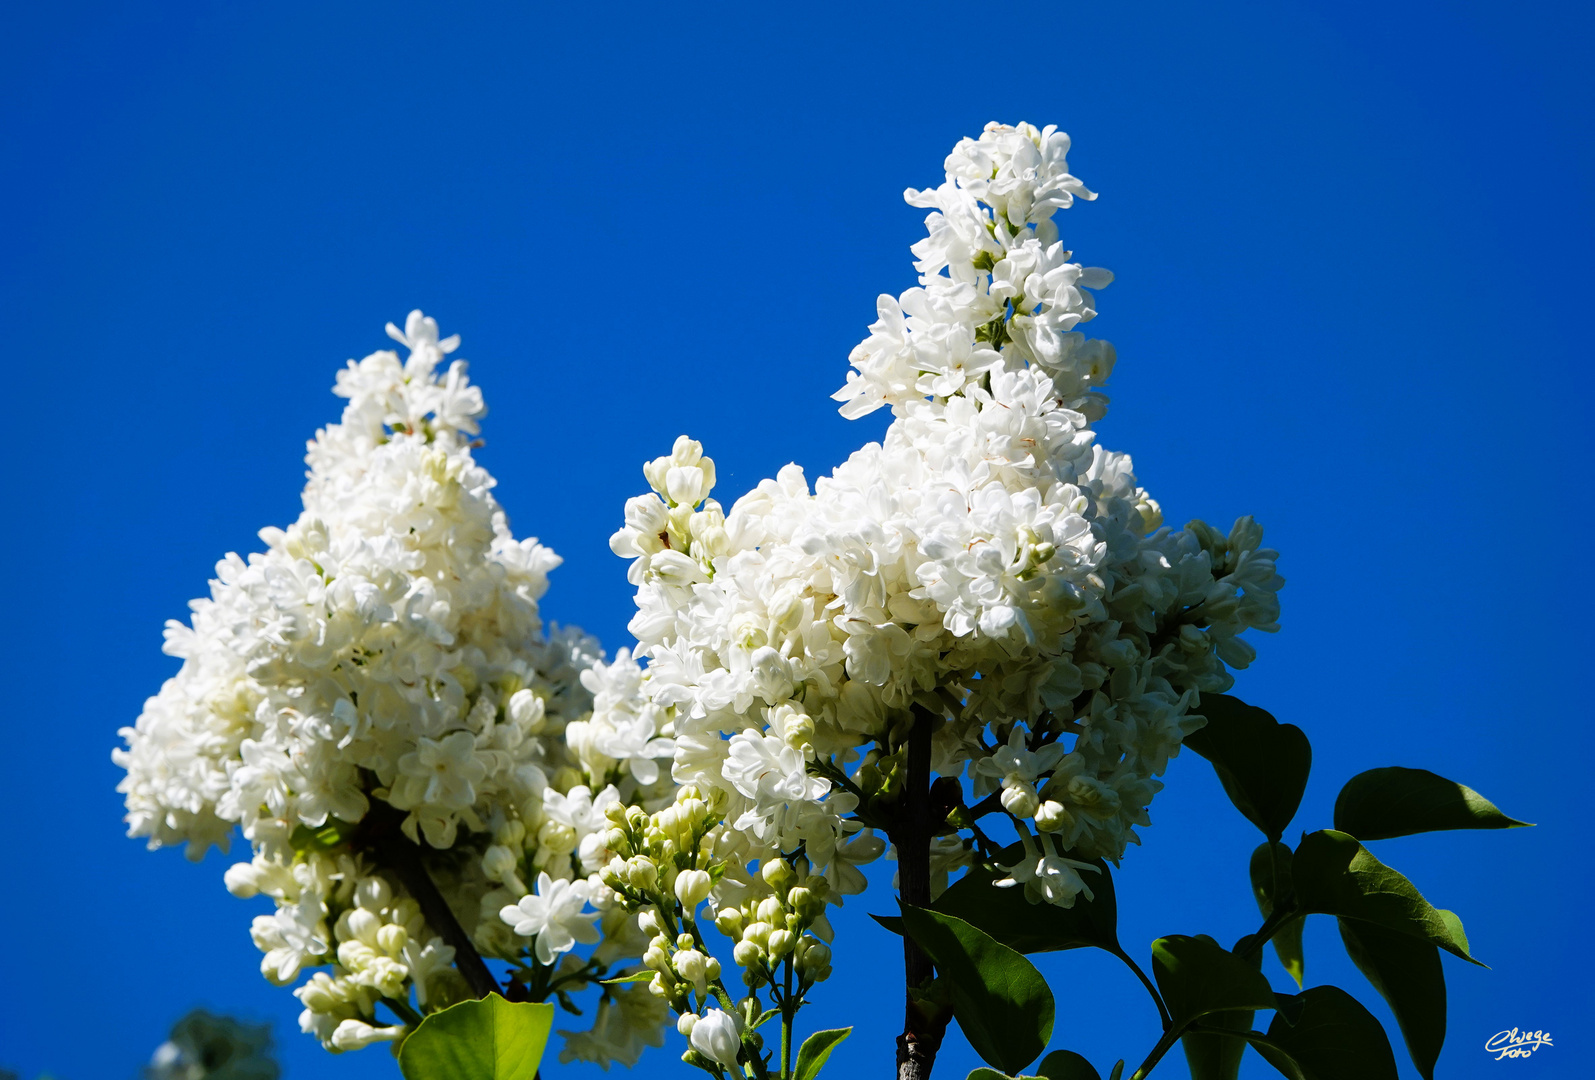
[713,858,833,989]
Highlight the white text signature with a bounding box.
[1485,1028,1553,1060]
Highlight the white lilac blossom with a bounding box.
[115,313,672,1063]
[612,123,1284,912]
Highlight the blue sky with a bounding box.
[1,2,1590,1078]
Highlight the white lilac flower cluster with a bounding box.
[114,313,672,1064]
[612,123,1284,912]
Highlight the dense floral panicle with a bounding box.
[614,123,1284,913]
[115,313,671,1064]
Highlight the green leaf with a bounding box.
[1333,767,1530,841]
[1290,831,1481,965]
[930,847,1119,953]
[398,995,553,1080]
[1183,694,1311,842]
[599,971,654,985]
[1178,943,1263,1080]
[1248,986,1398,1080]
[1036,1049,1103,1080]
[1249,842,1304,986]
[1338,918,1445,1080]
[1151,934,1277,1030]
[1108,1060,1125,1080]
[964,1052,1104,1080]
[900,903,1055,1075]
[794,1027,852,1080]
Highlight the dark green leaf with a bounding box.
[1291,831,1481,965]
[793,1027,851,1080]
[1333,767,1530,841]
[1249,842,1304,986]
[1338,919,1445,1080]
[1151,934,1277,1030]
[900,904,1055,1074]
[1178,943,1262,1080]
[1248,986,1398,1080]
[1184,694,1311,842]
[398,995,553,1080]
[931,848,1118,953]
[1036,1049,1103,1080]
[1108,1060,1125,1080]
[963,1052,1101,1080]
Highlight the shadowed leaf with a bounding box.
[1339,918,1445,1080]
[1184,695,1311,842]
[901,904,1054,1075]
[1334,767,1530,841]
[1291,831,1481,965]
[1249,842,1304,986]
[1248,986,1398,1080]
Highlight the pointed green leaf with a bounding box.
[398,995,553,1080]
[1036,1049,1103,1080]
[929,847,1118,953]
[900,903,1054,1075]
[1108,1059,1125,1080]
[793,1027,851,1080]
[1249,842,1304,986]
[1333,767,1530,841]
[1248,986,1398,1080]
[1338,918,1445,1080]
[1177,943,1262,1080]
[1291,831,1481,965]
[1151,934,1277,1030]
[599,971,654,985]
[1183,694,1311,842]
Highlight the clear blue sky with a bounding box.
[1,2,1589,1078]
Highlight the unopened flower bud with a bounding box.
[761,859,795,891]
[675,868,713,908]
[767,929,795,958]
[376,924,408,954]
[675,949,708,984]
[796,939,831,975]
[224,862,261,899]
[733,939,764,968]
[482,844,518,881]
[677,1012,699,1036]
[714,908,745,938]
[627,856,659,890]
[756,897,784,924]
[1035,800,1074,833]
[742,921,773,948]
[638,909,662,935]
[1001,782,1042,819]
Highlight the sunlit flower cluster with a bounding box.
[613,123,1284,911]
[115,314,673,1063]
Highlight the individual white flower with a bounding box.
[995,831,1100,907]
[688,1008,743,1070]
[500,871,602,964]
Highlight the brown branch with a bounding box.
[891,706,949,1080]
[364,801,502,1001]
